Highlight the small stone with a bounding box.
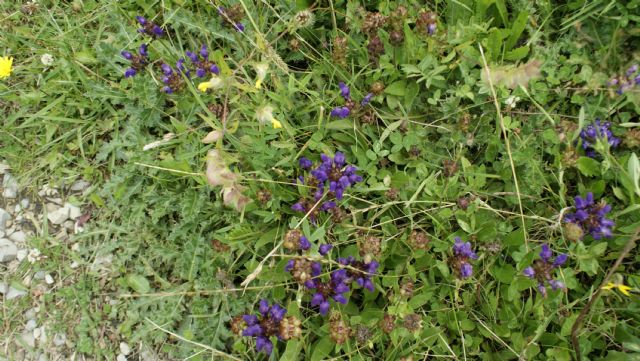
[37,353,48,361]
[63,220,75,230]
[25,319,38,331]
[16,249,28,262]
[45,274,54,285]
[14,204,22,213]
[70,261,80,269]
[70,180,91,192]
[2,173,19,199]
[9,230,26,243]
[53,333,66,346]
[0,238,18,262]
[47,204,71,225]
[20,331,35,348]
[67,203,82,219]
[20,198,30,209]
[116,354,127,361]
[0,161,9,174]
[5,286,27,300]
[34,271,46,280]
[120,342,131,355]
[0,208,10,230]
[34,326,46,342]
[25,308,38,319]
[45,203,60,214]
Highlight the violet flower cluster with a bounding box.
[579,119,620,158]
[523,244,568,296]
[308,269,351,315]
[186,45,220,78]
[136,16,164,38]
[241,300,301,355]
[160,60,189,93]
[330,82,373,119]
[292,152,362,219]
[608,64,640,94]
[451,237,478,279]
[338,256,379,292]
[564,192,614,240]
[121,44,148,78]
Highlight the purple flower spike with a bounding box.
[299,236,311,251]
[578,119,620,158]
[124,68,137,78]
[152,25,164,36]
[524,244,569,296]
[338,82,350,99]
[210,64,220,75]
[186,51,198,62]
[136,16,147,25]
[330,106,350,119]
[200,44,209,59]
[523,267,535,279]
[235,23,245,32]
[539,244,552,262]
[564,192,615,240]
[460,263,473,279]
[161,63,173,75]
[255,336,273,355]
[319,244,333,256]
[361,93,373,106]
[121,51,133,60]
[299,157,313,169]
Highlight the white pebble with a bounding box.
[53,333,66,346]
[9,230,26,243]
[120,342,131,355]
[116,354,127,361]
[25,319,37,331]
[45,274,54,285]
[0,238,18,262]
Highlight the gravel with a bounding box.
[0,238,18,262]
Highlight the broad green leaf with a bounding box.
[126,274,150,294]
[576,157,600,177]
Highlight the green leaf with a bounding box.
[385,80,407,96]
[628,153,640,196]
[576,157,600,177]
[126,274,150,293]
[280,340,302,360]
[504,46,530,61]
[506,12,529,50]
[310,337,334,361]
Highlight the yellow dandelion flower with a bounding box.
[0,56,14,79]
[602,282,632,296]
[271,119,283,129]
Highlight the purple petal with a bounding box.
[124,68,137,78]
[319,244,333,256]
[121,51,133,60]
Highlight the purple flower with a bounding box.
[319,244,333,255]
[427,23,437,35]
[579,119,620,158]
[298,157,313,169]
[524,244,568,296]
[234,23,245,32]
[241,300,289,355]
[523,267,535,278]
[121,45,149,78]
[136,15,164,38]
[299,236,311,251]
[361,93,373,106]
[564,192,614,240]
[331,106,350,118]
[451,237,478,279]
[338,82,350,99]
[185,45,219,78]
[121,51,133,60]
[459,263,473,279]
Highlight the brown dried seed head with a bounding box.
[284,229,302,250]
[230,315,246,335]
[409,230,430,250]
[279,316,302,340]
[379,313,396,333]
[403,313,422,332]
[329,313,351,344]
[370,81,385,95]
[442,159,458,177]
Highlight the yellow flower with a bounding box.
[271,119,282,129]
[0,56,14,79]
[602,282,632,296]
[197,76,223,92]
[254,63,268,89]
